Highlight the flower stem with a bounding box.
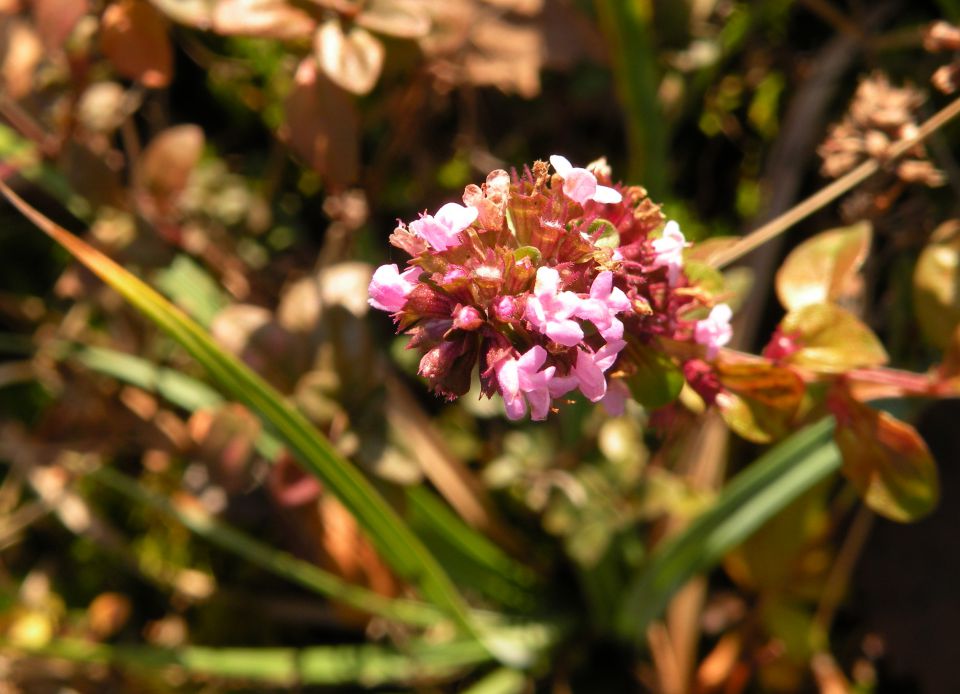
[711,94,960,269]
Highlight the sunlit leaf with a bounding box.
[211,0,315,40]
[831,390,939,522]
[100,0,173,88]
[775,221,871,311]
[780,303,888,373]
[715,362,805,444]
[913,220,960,350]
[314,19,385,95]
[356,0,431,39]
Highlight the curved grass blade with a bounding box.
[90,465,445,627]
[0,181,476,636]
[617,418,841,642]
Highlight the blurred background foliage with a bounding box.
[1,0,960,691]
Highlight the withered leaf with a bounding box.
[776,221,872,311]
[1,19,42,99]
[135,124,205,216]
[715,361,805,444]
[831,391,939,522]
[314,19,384,96]
[356,0,431,39]
[212,0,315,40]
[780,303,888,373]
[100,0,173,88]
[281,57,359,185]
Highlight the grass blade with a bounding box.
[617,418,841,642]
[89,465,445,627]
[0,181,475,635]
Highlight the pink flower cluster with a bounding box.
[368,156,733,421]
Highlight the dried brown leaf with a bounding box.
[281,57,359,184]
[212,0,315,40]
[314,19,384,95]
[356,0,430,39]
[100,0,173,88]
[31,0,88,50]
[1,19,43,99]
[135,124,205,215]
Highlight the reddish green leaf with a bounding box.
[831,392,939,522]
[775,221,871,311]
[913,220,960,350]
[780,303,888,373]
[716,362,805,444]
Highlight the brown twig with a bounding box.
[712,94,960,270]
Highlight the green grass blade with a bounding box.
[617,418,841,642]
[90,465,445,627]
[3,623,559,685]
[461,668,528,694]
[0,182,476,636]
[594,0,668,197]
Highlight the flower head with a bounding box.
[368,156,732,420]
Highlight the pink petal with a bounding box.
[549,154,573,176]
[526,388,552,421]
[600,380,630,416]
[517,345,547,373]
[590,271,613,300]
[592,185,622,204]
[503,392,527,420]
[548,374,578,398]
[547,319,584,347]
[575,349,607,402]
[534,266,561,297]
[435,202,479,233]
[563,168,598,206]
[495,357,520,399]
[594,340,626,372]
[368,263,416,312]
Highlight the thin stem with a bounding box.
[712,94,960,269]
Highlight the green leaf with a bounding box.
[155,255,229,327]
[780,303,888,373]
[0,183,477,637]
[513,245,542,265]
[776,222,872,311]
[831,391,939,522]
[617,418,841,642]
[624,341,684,409]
